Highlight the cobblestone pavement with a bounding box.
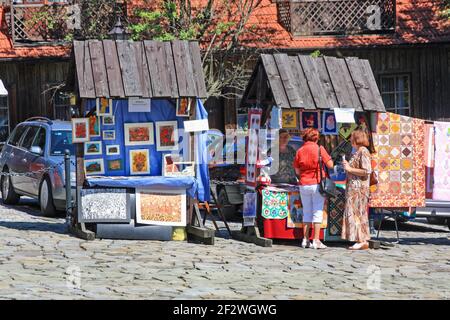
[0,199,449,300]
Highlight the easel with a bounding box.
[201,185,232,236]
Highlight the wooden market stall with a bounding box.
[239,53,387,245]
[65,39,215,243]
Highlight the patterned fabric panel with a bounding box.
[327,187,346,237]
[432,122,450,201]
[261,189,289,219]
[369,112,425,208]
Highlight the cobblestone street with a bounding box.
[0,199,449,300]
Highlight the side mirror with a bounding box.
[30,146,43,155]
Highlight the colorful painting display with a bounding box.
[176,98,193,117]
[84,158,105,175]
[432,122,450,201]
[281,110,298,129]
[322,111,338,135]
[89,115,100,138]
[369,112,426,208]
[156,121,179,151]
[72,118,89,143]
[300,111,320,130]
[135,189,187,226]
[243,193,257,218]
[103,130,116,140]
[261,188,289,219]
[96,98,113,116]
[84,141,102,156]
[106,145,120,156]
[286,192,303,228]
[102,116,115,126]
[124,123,154,146]
[338,123,358,140]
[107,159,123,171]
[79,189,130,223]
[129,149,150,175]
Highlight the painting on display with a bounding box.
[129,149,150,175]
[281,110,298,129]
[102,115,115,126]
[89,115,101,138]
[286,192,304,228]
[84,141,102,156]
[84,158,105,175]
[338,123,358,140]
[96,98,113,116]
[246,109,262,187]
[300,111,321,131]
[176,98,193,117]
[106,145,120,156]
[156,121,179,151]
[79,188,130,223]
[71,118,89,143]
[243,193,257,218]
[124,123,154,146]
[103,130,116,140]
[107,159,123,172]
[135,188,187,226]
[322,111,338,135]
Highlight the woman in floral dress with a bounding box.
[342,129,372,250]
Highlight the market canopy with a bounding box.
[72,40,208,99]
[241,53,386,112]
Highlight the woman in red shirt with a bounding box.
[293,128,334,249]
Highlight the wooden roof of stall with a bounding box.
[72,40,208,99]
[242,53,386,112]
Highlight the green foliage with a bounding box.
[310,50,322,58]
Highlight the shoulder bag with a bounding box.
[318,146,337,197]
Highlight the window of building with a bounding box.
[380,75,411,116]
[53,90,72,121]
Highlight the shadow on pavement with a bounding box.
[0,220,67,235]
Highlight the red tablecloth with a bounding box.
[263,218,325,240]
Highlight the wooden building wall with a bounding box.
[0,59,70,128]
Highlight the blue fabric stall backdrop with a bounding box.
[84,98,210,202]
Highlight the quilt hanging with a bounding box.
[369,112,425,208]
[432,122,450,201]
[261,187,289,219]
[425,124,435,199]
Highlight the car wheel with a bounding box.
[217,188,239,220]
[39,176,57,217]
[1,169,20,205]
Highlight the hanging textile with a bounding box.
[261,188,289,219]
[369,112,425,208]
[432,122,450,201]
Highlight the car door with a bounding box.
[15,126,40,194]
[5,125,29,192]
[24,127,47,196]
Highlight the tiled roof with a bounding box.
[0,7,70,60]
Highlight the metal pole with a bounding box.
[64,149,72,227]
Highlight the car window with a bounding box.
[8,125,27,147]
[32,127,46,151]
[20,126,40,150]
[51,130,74,156]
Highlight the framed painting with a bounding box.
[84,141,102,156]
[84,158,105,176]
[286,192,304,228]
[71,118,89,143]
[103,130,116,140]
[129,149,150,175]
[322,111,338,135]
[338,123,358,140]
[176,98,193,117]
[124,123,154,146]
[243,193,257,218]
[135,188,187,226]
[89,115,101,138]
[79,188,131,223]
[107,159,123,172]
[156,121,179,151]
[96,97,113,116]
[300,111,321,130]
[106,145,120,156]
[281,110,298,129]
[102,115,115,126]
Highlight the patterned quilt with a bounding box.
[369,112,425,208]
[432,122,450,201]
[261,188,289,219]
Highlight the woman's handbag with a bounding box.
[318,146,337,197]
[369,171,378,186]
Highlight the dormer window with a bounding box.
[276,0,396,36]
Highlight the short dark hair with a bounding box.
[301,128,320,142]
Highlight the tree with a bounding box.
[128,0,267,99]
